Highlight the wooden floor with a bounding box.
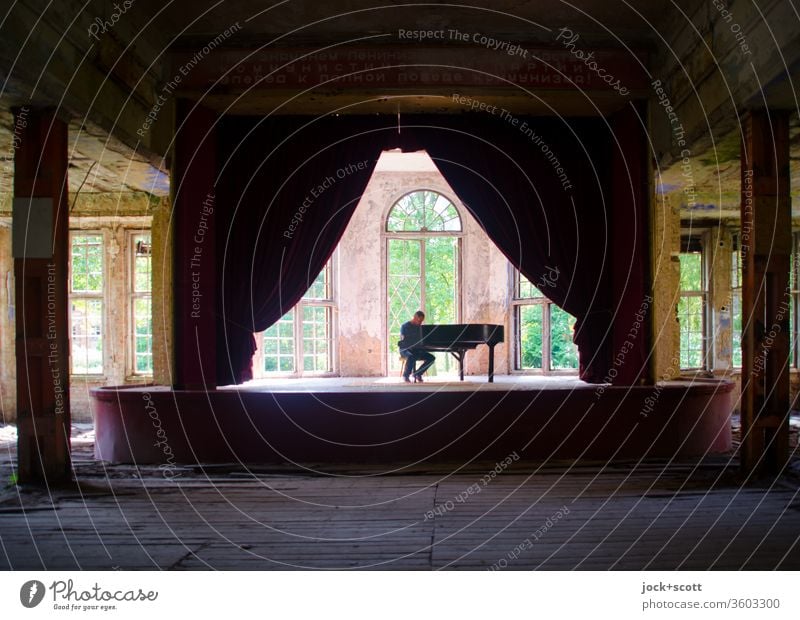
[1,425,800,570]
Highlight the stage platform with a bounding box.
[92,376,734,465]
[231,375,587,392]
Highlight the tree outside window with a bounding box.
[678,236,707,370]
[386,190,461,375]
[69,233,104,374]
[731,233,742,368]
[512,270,578,373]
[131,233,153,374]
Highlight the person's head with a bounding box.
[412,310,425,325]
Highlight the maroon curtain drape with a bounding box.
[400,115,613,381]
[215,116,394,385]
[214,114,615,385]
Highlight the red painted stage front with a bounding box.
[92,381,733,465]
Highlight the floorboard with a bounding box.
[1,426,799,570]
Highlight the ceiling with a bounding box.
[145,0,684,48]
[1,0,798,209]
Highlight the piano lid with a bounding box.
[420,323,504,345]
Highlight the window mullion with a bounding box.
[543,301,551,373]
[294,304,302,376]
[419,238,425,313]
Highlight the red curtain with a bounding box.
[401,115,613,381]
[214,114,617,385]
[215,116,395,385]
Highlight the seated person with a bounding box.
[398,310,435,383]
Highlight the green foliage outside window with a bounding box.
[516,274,577,371]
[678,251,705,369]
[386,191,461,374]
[550,306,579,369]
[519,305,543,369]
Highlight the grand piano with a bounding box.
[408,324,504,383]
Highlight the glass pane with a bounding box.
[70,298,103,374]
[731,238,742,290]
[302,305,331,372]
[679,252,703,292]
[550,305,578,370]
[678,294,705,368]
[517,305,543,370]
[263,312,295,373]
[424,236,458,374]
[303,262,330,300]
[387,239,422,372]
[793,248,799,291]
[133,297,153,374]
[133,234,152,293]
[791,293,796,369]
[71,235,103,293]
[517,272,544,299]
[732,293,742,368]
[386,190,461,232]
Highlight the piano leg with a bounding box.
[449,350,466,381]
[488,344,495,383]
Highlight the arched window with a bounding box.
[386,190,462,232]
[386,190,462,374]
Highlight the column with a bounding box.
[740,109,791,475]
[610,103,653,385]
[13,107,71,483]
[172,101,217,389]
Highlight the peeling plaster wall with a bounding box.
[337,169,509,377]
[652,193,682,381]
[0,223,15,423]
[151,197,173,387]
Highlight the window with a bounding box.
[263,312,296,372]
[731,231,798,370]
[386,190,462,374]
[130,233,153,374]
[386,190,461,232]
[260,259,335,375]
[512,270,578,373]
[731,233,742,368]
[69,233,104,374]
[678,236,708,370]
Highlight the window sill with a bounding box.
[70,375,107,382]
[124,375,154,383]
[251,372,339,380]
[510,369,580,376]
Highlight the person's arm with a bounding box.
[399,322,409,350]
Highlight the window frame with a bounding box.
[729,230,743,370]
[127,229,154,377]
[384,189,464,373]
[791,231,800,370]
[68,230,106,376]
[510,267,579,375]
[255,255,338,378]
[385,189,463,233]
[678,233,710,372]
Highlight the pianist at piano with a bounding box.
[399,311,436,383]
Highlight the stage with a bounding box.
[92,376,734,465]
